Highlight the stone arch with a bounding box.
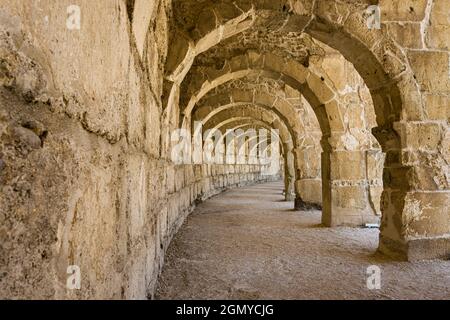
[168,0,449,260]
[171,0,416,130]
[208,119,287,164]
[204,117,288,154]
[191,84,331,210]
[212,121,287,176]
[200,105,298,201]
[165,5,256,83]
[181,53,336,137]
[183,53,379,212]
[196,105,293,149]
[195,90,317,145]
[184,59,385,224]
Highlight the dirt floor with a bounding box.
[155,181,450,300]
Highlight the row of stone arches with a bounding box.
[1,0,448,301]
[161,0,449,261]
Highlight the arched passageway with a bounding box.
[165,0,450,262]
[0,0,448,300]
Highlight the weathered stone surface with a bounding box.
[408,51,450,93]
[380,0,428,21]
[425,0,450,50]
[1,0,449,300]
[386,23,423,49]
[424,94,450,121]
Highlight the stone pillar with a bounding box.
[284,148,295,201]
[293,147,322,210]
[376,123,450,261]
[321,133,384,227]
[321,135,382,227]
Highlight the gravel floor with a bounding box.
[155,181,450,300]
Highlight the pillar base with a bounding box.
[322,205,381,227]
[294,197,322,211]
[284,192,296,201]
[322,209,380,227]
[379,235,450,261]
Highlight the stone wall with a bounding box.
[0,86,276,299]
[0,0,279,299]
[0,0,449,300]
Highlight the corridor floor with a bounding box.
[155,181,450,300]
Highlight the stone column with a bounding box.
[321,150,382,226]
[321,134,383,227]
[293,147,322,210]
[376,123,450,261]
[283,147,295,201]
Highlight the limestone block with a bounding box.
[264,52,286,73]
[411,161,448,190]
[307,74,335,104]
[279,0,313,15]
[190,184,196,203]
[184,165,194,186]
[372,38,408,78]
[380,0,428,21]
[329,151,366,180]
[204,93,232,108]
[145,94,161,157]
[314,0,352,27]
[368,185,383,215]
[320,55,348,92]
[324,100,345,132]
[344,97,366,130]
[229,55,249,72]
[183,188,190,209]
[282,61,308,85]
[284,85,302,99]
[424,94,450,121]
[408,51,450,93]
[425,0,450,50]
[366,150,386,181]
[132,0,157,58]
[386,22,423,49]
[394,76,425,121]
[128,157,148,241]
[402,122,443,151]
[201,164,208,177]
[255,91,276,107]
[231,90,253,104]
[194,164,203,181]
[296,179,323,205]
[332,185,368,210]
[402,191,450,238]
[158,206,169,244]
[128,60,146,148]
[167,197,178,232]
[175,166,184,192]
[247,51,265,68]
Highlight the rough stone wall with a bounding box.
[377,0,450,260]
[0,0,449,300]
[0,0,277,299]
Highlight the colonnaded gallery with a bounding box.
[0,0,449,300]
